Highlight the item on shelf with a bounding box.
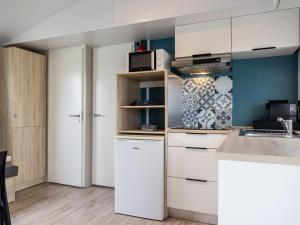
[130,100,160,106]
[134,40,149,52]
[141,124,158,132]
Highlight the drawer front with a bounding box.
[168,133,227,148]
[167,177,218,215]
[168,147,218,181]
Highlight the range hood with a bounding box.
[172,53,231,76]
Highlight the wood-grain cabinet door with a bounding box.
[32,54,46,127]
[10,48,34,127]
[12,127,46,190]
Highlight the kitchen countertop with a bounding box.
[217,129,300,166]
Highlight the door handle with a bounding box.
[94,113,105,117]
[69,114,80,118]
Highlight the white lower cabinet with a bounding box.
[168,132,227,149]
[167,177,218,215]
[168,147,218,181]
[167,132,227,218]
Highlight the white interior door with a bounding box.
[48,46,83,187]
[93,42,133,187]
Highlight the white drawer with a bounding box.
[168,133,227,148]
[167,177,218,215]
[168,147,218,181]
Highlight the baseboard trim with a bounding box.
[168,207,218,225]
[15,177,47,192]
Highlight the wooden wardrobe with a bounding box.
[0,47,47,191]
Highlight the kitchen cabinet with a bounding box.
[219,160,300,225]
[92,43,133,187]
[12,127,46,190]
[113,0,219,27]
[232,8,299,59]
[0,47,47,191]
[48,45,92,187]
[167,177,218,215]
[167,131,227,225]
[175,18,231,58]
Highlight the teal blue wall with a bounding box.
[150,38,298,126]
[150,37,175,58]
[232,55,298,125]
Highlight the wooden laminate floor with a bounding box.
[10,183,208,225]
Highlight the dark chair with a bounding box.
[0,151,11,225]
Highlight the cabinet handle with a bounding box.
[185,178,208,183]
[252,46,276,51]
[94,113,105,117]
[185,147,207,150]
[69,114,80,118]
[192,53,212,58]
[185,132,207,135]
[132,147,140,150]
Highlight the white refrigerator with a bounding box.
[114,136,165,220]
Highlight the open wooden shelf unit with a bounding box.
[117,70,168,135]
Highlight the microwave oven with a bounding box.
[128,49,170,72]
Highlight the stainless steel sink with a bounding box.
[239,129,300,138]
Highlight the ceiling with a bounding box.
[0,0,286,50]
[0,0,79,43]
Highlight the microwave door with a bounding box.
[129,51,155,72]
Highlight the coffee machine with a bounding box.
[253,100,300,130]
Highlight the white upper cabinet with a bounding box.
[175,18,231,58]
[232,8,300,59]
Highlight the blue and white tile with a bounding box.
[215,110,232,130]
[214,76,233,94]
[196,109,216,130]
[198,91,215,110]
[196,77,215,95]
[214,92,232,110]
[182,110,198,128]
[182,79,198,94]
[182,93,199,111]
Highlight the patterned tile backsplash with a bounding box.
[182,76,233,129]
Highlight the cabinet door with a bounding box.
[175,18,231,58]
[10,48,34,127]
[232,8,299,53]
[32,54,46,127]
[12,127,46,191]
[168,147,218,181]
[92,43,133,187]
[48,46,84,187]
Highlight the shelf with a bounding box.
[120,105,165,109]
[119,129,166,135]
[117,70,166,81]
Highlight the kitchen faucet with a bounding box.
[277,117,293,136]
